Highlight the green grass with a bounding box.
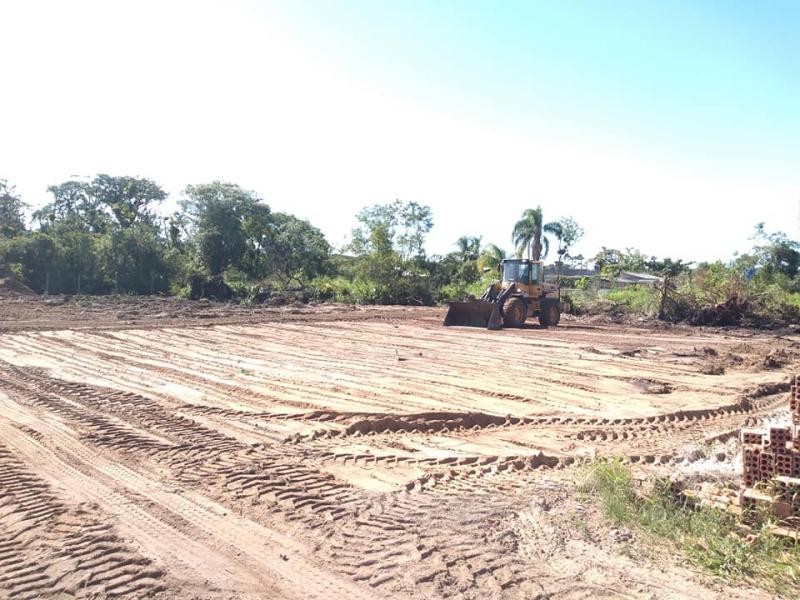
[783,291,800,310]
[568,285,660,317]
[604,286,659,315]
[580,461,800,594]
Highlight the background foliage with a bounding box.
[1,175,799,326]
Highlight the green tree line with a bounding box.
[2,175,798,326]
[0,178,575,305]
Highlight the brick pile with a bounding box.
[740,375,800,515]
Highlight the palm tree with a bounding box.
[477,243,505,273]
[480,243,505,264]
[512,207,548,261]
[544,220,565,286]
[544,217,585,285]
[455,235,482,262]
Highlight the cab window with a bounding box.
[503,262,532,283]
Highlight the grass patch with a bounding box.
[569,285,660,317]
[580,461,800,593]
[604,286,659,315]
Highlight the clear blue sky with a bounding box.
[1,0,798,262]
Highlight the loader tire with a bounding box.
[502,297,527,328]
[539,300,561,327]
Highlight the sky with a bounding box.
[1,0,798,263]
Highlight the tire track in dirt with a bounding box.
[0,399,382,600]
[283,380,790,451]
[157,323,779,414]
[0,363,365,526]
[2,322,756,420]
[10,347,777,481]
[0,443,170,599]
[0,367,390,599]
[4,363,519,596]
[1,355,785,483]
[0,316,792,599]
[0,364,576,596]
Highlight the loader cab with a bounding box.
[500,259,541,285]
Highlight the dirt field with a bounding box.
[0,295,796,599]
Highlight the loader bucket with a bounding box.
[444,301,500,328]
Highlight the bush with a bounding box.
[568,285,660,317]
[435,279,489,303]
[605,286,659,315]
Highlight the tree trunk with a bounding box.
[532,239,541,261]
[658,276,670,320]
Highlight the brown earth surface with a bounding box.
[0,296,798,599]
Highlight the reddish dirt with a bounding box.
[0,276,36,299]
[0,296,796,598]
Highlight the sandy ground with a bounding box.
[0,295,797,598]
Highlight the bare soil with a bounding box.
[0,296,797,599]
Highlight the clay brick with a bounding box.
[741,428,765,447]
[774,477,800,504]
[759,452,775,478]
[776,453,795,476]
[767,426,792,450]
[743,447,763,485]
[793,455,800,478]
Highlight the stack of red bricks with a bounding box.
[740,376,800,516]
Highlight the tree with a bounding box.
[455,236,481,262]
[349,200,433,260]
[0,179,27,238]
[35,175,166,233]
[263,213,331,286]
[36,180,111,233]
[99,224,171,294]
[238,202,275,279]
[91,174,167,228]
[645,257,690,320]
[476,243,505,274]
[57,230,103,293]
[166,211,190,250]
[346,200,434,304]
[544,217,584,284]
[512,207,548,261]
[751,223,800,278]
[593,247,648,280]
[181,182,266,276]
[0,233,58,291]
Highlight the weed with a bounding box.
[581,461,800,594]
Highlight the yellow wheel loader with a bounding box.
[443,259,561,330]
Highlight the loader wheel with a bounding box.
[539,300,561,327]
[502,297,527,328]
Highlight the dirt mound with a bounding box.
[0,277,36,298]
[690,295,747,327]
[188,274,234,301]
